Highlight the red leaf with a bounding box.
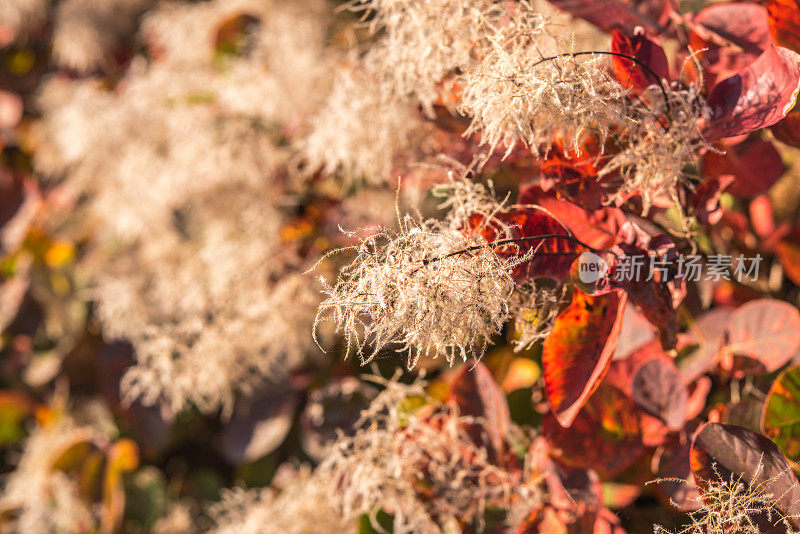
[543,288,627,427]
[685,377,712,421]
[750,194,777,238]
[449,361,511,456]
[611,29,670,92]
[768,0,800,54]
[610,222,685,350]
[652,440,702,512]
[691,422,800,531]
[681,307,733,383]
[518,185,626,250]
[615,303,657,360]
[703,46,800,141]
[607,340,688,429]
[702,137,785,198]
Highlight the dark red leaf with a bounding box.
[679,307,733,383]
[611,29,670,91]
[518,185,626,251]
[610,222,684,350]
[703,46,800,141]
[690,174,734,225]
[449,361,511,455]
[685,377,712,421]
[653,440,702,512]
[750,195,777,238]
[607,339,688,429]
[543,288,627,427]
[691,422,800,531]
[615,303,657,360]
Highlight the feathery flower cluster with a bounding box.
[0,412,105,533]
[302,65,422,185]
[654,463,800,534]
[212,466,355,534]
[317,216,516,367]
[315,178,548,367]
[35,0,333,417]
[0,0,49,37]
[322,0,707,207]
[344,0,521,113]
[457,20,627,159]
[213,376,542,534]
[51,0,153,72]
[600,85,708,211]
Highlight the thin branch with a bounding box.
[531,51,672,122]
[414,233,603,272]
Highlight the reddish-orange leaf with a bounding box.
[611,29,670,92]
[776,239,800,287]
[768,0,800,54]
[543,288,627,427]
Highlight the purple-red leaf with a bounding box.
[719,299,800,374]
[771,112,800,147]
[679,307,733,383]
[693,3,772,54]
[544,384,646,478]
[632,357,688,430]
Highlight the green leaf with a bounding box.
[762,364,800,460]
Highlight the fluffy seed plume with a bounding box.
[314,179,538,367]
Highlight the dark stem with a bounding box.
[530,51,672,123]
[415,234,605,271]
